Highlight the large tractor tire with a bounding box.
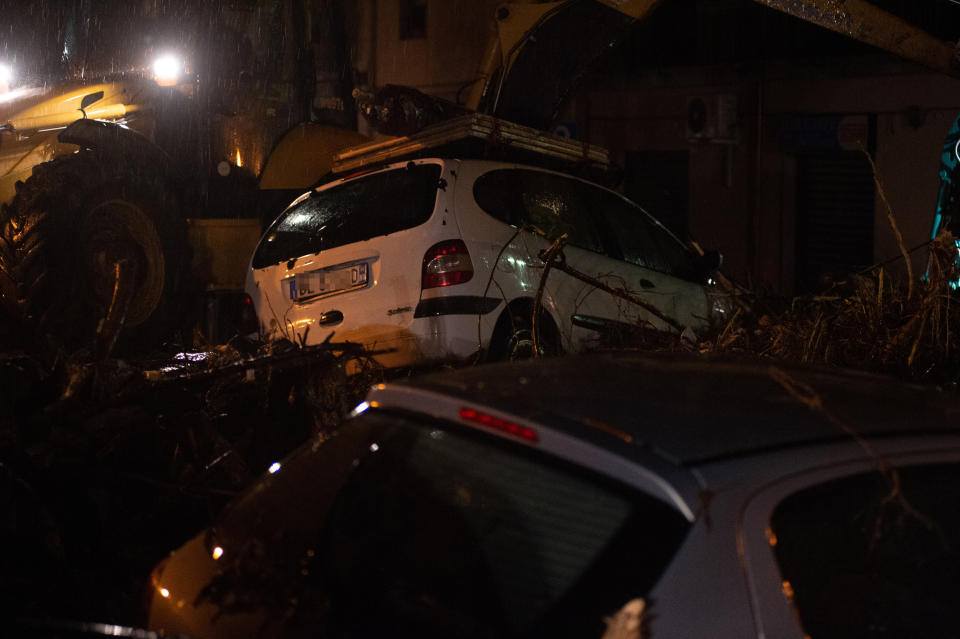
[0,150,188,358]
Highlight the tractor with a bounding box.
[0,0,364,360]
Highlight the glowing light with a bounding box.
[268,462,281,474]
[349,401,370,417]
[0,64,13,88]
[781,580,794,599]
[153,55,181,87]
[235,148,243,167]
[212,546,224,560]
[174,351,210,362]
[766,527,778,547]
[0,86,43,105]
[459,407,538,442]
[369,443,379,452]
[953,239,960,291]
[160,587,170,598]
[285,212,312,227]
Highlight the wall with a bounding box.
[361,1,960,295]
[582,64,960,294]
[373,0,501,100]
[582,70,758,286]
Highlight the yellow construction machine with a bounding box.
[0,1,365,359]
[1,0,955,360]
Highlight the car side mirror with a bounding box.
[80,90,105,117]
[693,249,722,281]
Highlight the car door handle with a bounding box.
[317,310,344,326]
[639,279,656,290]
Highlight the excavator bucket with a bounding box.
[482,0,659,129]
[753,0,960,78]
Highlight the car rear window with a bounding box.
[251,163,441,268]
[203,410,689,638]
[770,463,960,638]
[318,412,688,637]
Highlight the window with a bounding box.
[795,150,875,293]
[474,169,606,254]
[399,0,427,40]
[590,188,700,281]
[771,463,960,638]
[252,163,441,268]
[623,150,689,239]
[322,412,690,637]
[203,410,690,638]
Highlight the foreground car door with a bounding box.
[738,442,960,639]
[149,409,693,639]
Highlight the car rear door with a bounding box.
[248,161,450,349]
[735,441,960,639]
[465,165,689,351]
[586,186,712,335]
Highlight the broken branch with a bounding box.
[539,245,685,334]
[859,142,914,300]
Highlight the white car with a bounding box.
[147,353,960,638]
[246,158,722,367]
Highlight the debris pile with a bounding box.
[697,232,960,387]
[0,337,384,624]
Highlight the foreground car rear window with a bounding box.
[322,413,689,637]
[252,163,441,268]
[205,410,690,637]
[771,463,960,638]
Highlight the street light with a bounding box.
[0,63,14,92]
[152,54,181,87]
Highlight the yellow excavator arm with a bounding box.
[754,0,958,77]
[464,0,667,114]
[467,0,959,128]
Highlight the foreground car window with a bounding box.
[206,410,689,638]
[252,164,441,268]
[319,412,690,638]
[770,463,960,639]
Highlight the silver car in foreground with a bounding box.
[149,353,960,639]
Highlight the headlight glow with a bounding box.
[0,64,13,89]
[153,55,181,86]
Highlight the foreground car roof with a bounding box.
[368,352,960,466]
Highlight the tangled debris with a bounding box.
[585,231,959,389]
[0,337,384,625]
[693,232,960,387]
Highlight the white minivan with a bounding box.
[246,158,722,367]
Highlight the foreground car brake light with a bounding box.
[460,407,538,442]
[239,293,259,335]
[422,239,473,289]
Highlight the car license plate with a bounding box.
[287,262,368,302]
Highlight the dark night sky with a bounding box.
[0,1,249,82]
[604,0,960,74]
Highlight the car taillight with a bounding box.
[239,293,259,335]
[460,407,538,443]
[422,239,473,289]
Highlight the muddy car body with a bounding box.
[149,353,960,638]
[246,158,719,367]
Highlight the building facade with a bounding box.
[364,0,960,294]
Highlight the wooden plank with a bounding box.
[333,113,609,173]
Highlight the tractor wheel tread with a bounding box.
[0,149,187,357]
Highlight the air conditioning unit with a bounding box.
[686,94,738,143]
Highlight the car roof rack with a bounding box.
[331,113,613,179]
